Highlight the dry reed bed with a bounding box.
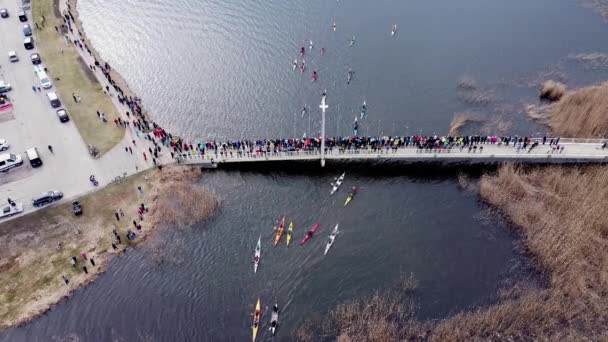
[539,80,566,101]
[546,82,608,138]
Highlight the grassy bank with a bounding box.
[0,166,217,328]
[31,0,124,155]
[297,83,608,341]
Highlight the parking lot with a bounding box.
[0,0,153,220]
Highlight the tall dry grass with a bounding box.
[295,274,427,342]
[546,82,608,137]
[539,80,566,101]
[448,113,484,136]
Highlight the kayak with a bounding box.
[324,223,340,255]
[344,187,358,207]
[286,222,294,246]
[252,298,261,342]
[269,303,279,335]
[274,217,285,246]
[300,223,320,245]
[330,173,345,195]
[253,235,261,273]
[360,101,367,119]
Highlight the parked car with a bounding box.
[0,203,23,219]
[22,24,32,37]
[0,153,23,172]
[30,53,41,64]
[23,37,34,50]
[18,11,27,22]
[0,139,9,151]
[32,191,63,207]
[47,92,61,108]
[56,109,69,122]
[72,201,82,216]
[0,81,12,94]
[0,8,8,18]
[8,51,18,62]
[25,147,42,167]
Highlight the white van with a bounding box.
[46,92,60,108]
[25,147,42,167]
[34,65,51,89]
[0,153,23,172]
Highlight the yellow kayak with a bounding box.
[252,298,261,342]
[286,222,294,246]
[274,217,285,246]
[344,186,358,207]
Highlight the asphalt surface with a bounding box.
[0,0,164,222]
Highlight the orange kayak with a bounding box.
[274,216,285,246]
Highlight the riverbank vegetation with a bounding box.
[32,0,123,155]
[297,83,608,340]
[539,80,566,101]
[0,166,216,328]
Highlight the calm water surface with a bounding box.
[2,0,608,340]
[2,166,521,341]
[76,0,608,140]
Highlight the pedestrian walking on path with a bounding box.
[48,145,53,153]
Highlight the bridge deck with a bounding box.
[178,142,608,166]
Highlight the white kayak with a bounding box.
[253,235,261,273]
[269,304,279,335]
[330,173,345,195]
[324,223,340,255]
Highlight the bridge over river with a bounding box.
[176,94,608,167]
[177,138,608,168]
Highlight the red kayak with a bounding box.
[300,223,320,245]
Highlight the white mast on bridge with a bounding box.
[319,90,328,167]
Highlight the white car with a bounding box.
[0,203,23,219]
[8,51,18,62]
[0,139,8,151]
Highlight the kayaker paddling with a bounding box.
[269,303,279,335]
[330,172,346,195]
[252,298,261,342]
[324,223,340,255]
[300,223,321,245]
[344,186,358,206]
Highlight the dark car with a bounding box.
[30,53,41,65]
[23,37,34,50]
[0,9,8,18]
[72,201,82,216]
[18,11,27,22]
[32,191,63,207]
[56,109,69,122]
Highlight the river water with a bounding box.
[3,0,608,340]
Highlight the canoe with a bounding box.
[274,217,285,246]
[253,236,261,273]
[286,222,294,246]
[252,298,261,342]
[300,223,320,245]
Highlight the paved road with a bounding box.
[0,0,162,222]
[180,142,608,165]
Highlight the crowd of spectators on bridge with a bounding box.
[169,134,570,161]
